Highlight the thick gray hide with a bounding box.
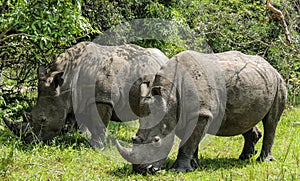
[28,42,168,147]
[169,50,285,137]
[63,43,167,118]
[117,50,287,173]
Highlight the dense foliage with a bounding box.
[0,0,299,120]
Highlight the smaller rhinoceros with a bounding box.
[4,42,168,148]
[116,50,287,173]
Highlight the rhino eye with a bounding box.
[153,136,161,147]
[163,124,167,129]
[154,136,160,142]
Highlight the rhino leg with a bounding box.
[90,103,112,149]
[78,103,112,149]
[258,116,279,161]
[190,146,200,169]
[257,86,286,162]
[172,115,211,172]
[239,126,262,160]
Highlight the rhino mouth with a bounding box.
[132,163,162,174]
[3,116,63,143]
[38,128,61,142]
[3,112,74,144]
[2,116,36,143]
[2,115,57,143]
[116,130,175,174]
[116,139,165,174]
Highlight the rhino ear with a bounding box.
[38,66,47,80]
[141,81,151,97]
[46,71,64,88]
[151,86,162,96]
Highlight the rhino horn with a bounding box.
[2,116,30,136]
[115,139,141,163]
[116,136,173,165]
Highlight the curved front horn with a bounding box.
[2,116,30,136]
[115,132,174,164]
[116,139,141,163]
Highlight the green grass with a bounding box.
[0,108,299,180]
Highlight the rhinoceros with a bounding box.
[4,42,168,148]
[116,50,287,173]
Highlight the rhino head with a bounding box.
[4,66,71,142]
[117,75,179,174]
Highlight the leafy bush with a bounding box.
[178,0,300,104]
[0,0,299,123]
[0,0,97,118]
[82,0,299,104]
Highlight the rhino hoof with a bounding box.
[171,161,194,172]
[191,158,200,168]
[171,167,194,172]
[239,150,258,160]
[257,155,276,162]
[89,139,106,150]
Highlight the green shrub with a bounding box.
[0,0,299,123]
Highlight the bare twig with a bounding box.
[0,33,32,43]
[266,0,292,45]
[0,25,14,40]
[261,15,277,23]
[218,32,282,50]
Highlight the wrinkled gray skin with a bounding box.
[4,42,168,148]
[117,50,287,174]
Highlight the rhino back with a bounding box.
[50,42,91,72]
[214,51,282,135]
[53,42,167,120]
[155,50,285,136]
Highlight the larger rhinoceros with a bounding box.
[116,50,287,173]
[4,42,168,148]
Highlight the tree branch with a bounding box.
[266,0,292,45]
[261,15,277,23]
[0,25,14,40]
[0,33,32,43]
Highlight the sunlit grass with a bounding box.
[0,108,299,180]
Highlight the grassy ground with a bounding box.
[0,107,299,180]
